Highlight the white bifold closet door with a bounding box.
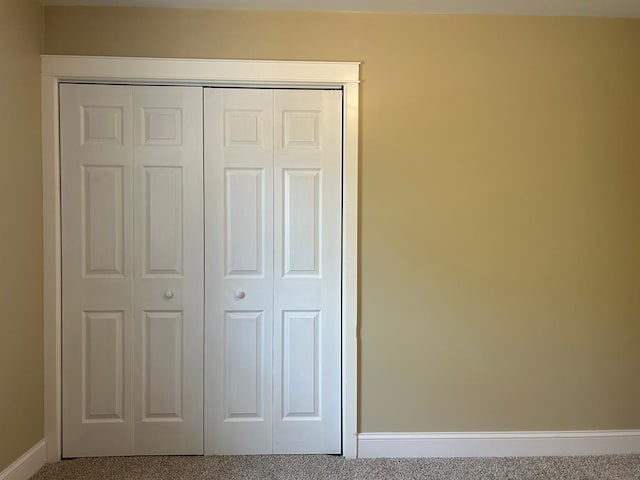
[61,84,204,457]
[204,88,342,454]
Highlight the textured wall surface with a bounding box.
[0,0,44,470]
[45,7,640,432]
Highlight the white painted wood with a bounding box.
[61,84,135,457]
[42,55,359,461]
[204,89,275,455]
[358,431,640,458]
[0,440,46,480]
[142,311,183,417]
[205,88,342,454]
[341,81,359,459]
[225,169,265,276]
[42,75,62,463]
[272,90,342,454]
[41,0,640,18]
[132,86,203,455]
[83,311,125,420]
[281,311,320,416]
[224,311,264,418]
[61,84,203,456]
[41,56,359,86]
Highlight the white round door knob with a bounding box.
[234,290,246,300]
[164,290,174,300]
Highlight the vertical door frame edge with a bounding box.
[41,55,360,461]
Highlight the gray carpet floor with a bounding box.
[30,454,640,479]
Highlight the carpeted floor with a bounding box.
[30,454,640,479]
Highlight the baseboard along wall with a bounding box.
[2,432,638,468]
[357,430,640,458]
[0,440,46,480]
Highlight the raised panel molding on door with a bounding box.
[82,311,125,422]
[205,88,342,455]
[283,169,322,277]
[142,167,183,276]
[282,311,321,419]
[224,311,265,420]
[82,165,125,277]
[141,311,183,421]
[225,168,265,277]
[61,84,203,457]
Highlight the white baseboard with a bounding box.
[358,430,640,458]
[0,440,46,480]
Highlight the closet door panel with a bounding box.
[204,88,274,455]
[61,84,135,457]
[273,90,342,454]
[133,86,204,455]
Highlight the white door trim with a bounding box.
[41,55,360,461]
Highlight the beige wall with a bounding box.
[0,0,44,470]
[45,7,640,433]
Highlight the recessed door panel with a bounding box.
[225,109,264,147]
[282,311,320,419]
[224,311,264,420]
[225,168,264,277]
[142,166,183,277]
[82,106,124,145]
[142,311,183,421]
[82,165,125,277]
[282,111,321,148]
[283,169,321,277]
[142,107,183,146]
[83,311,124,422]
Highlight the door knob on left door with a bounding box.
[164,290,174,300]
[234,290,246,299]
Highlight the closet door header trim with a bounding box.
[42,55,360,86]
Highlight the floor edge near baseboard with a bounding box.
[0,440,47,480]
[357,430,640,458]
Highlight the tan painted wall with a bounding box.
[0,0,44,470]
[44,7,640,433]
